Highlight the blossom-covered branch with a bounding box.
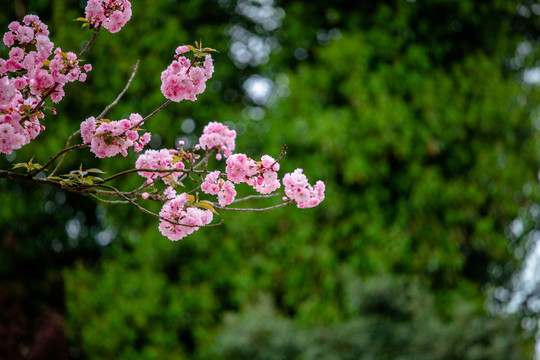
[0,0,325,242]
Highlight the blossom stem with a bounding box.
[97,60,139,120]
[30,143,89,177]
[216,200,295,212]
[140,99,171,126]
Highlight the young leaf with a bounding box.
[12,163,28,169]
[195,200,219,215]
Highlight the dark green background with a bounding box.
[1,0,540,359]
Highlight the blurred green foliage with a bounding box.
[2,0,540,359]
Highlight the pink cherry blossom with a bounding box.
[135,148,186,185]
[201,170,237,206]
[160,50,214,102]
[158,193,213,241]
[0,14,94,154]
[80,114,151,158]
[282,169,325,208]
[198,121,236,159]
[85,0,132,33]
[225,153,258,184]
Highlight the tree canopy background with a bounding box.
[1,0,540,359]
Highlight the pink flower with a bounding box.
[201,170,237,206]
[85,0,132,33]
[158,193,213,241]
[9,47,24,62]
[81,113,151,158]
[135,148,185,185]
[198,121,236,159]
[160,51,214,102]
[282,169,325,208]
[16,26,34,43]
[175,45,189,55]
[225,153,258,184]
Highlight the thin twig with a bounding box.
[89,194,130,204]
[97,167,221,184]
[48,61,140,178]
[272,144,287,169]
[193,149,214,169]
[30,143,89,177]
[97,60,140,120]
[49,130,82,178]
[78,28,100,59]
[230,193,281,204]
[107,184,223,228]
[216,200,294,212]
[139,99,171,126]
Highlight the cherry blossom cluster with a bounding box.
[283,169,325,209]
[80,114,151,158]
[160,46,214,102]
[158,190,214,241]
[0,15,91,154]
[1,6,326,244]
[85,0,132,33]
[201,170,237,206]
[135,148,188,185]
[198,121,236,160]
[224,153,280,194]
[133,121,324,241]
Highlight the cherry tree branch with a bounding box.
[215,200,295,212]
[48,61,140,178]
[78,28,100,59]
[31,28,101,114]
[106,183,224,228]
[97,60,140,120]
[48,131,83,178]
[139,99,171,126]
[97,167,222,185]
[230,193,281,203]
[30,144,89,177]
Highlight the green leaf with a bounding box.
[73,17,88,22]
[187,194,196,204]
[202,47,219,53]
[87,168,106,174]
[12,163,28,169]
[195,200,219,214]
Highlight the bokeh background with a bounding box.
[3,0,540,359]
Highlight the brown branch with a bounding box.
[78,28,100,59]
[89,194,130,204]
[107,184,223,228]
[97,167,223,185]
[139,99,171,126]
[49,130,83,178]
[272,144,287,169]
[230,193,281,204]
[216,200,294,212]
[97,60,140,120]
[30,143,89,177]
[1,169,134,198]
